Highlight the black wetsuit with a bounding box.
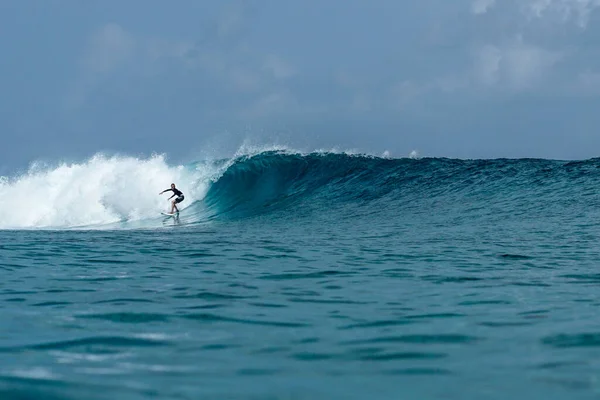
[166,188,185,203]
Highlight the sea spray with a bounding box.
[0,154,213,228]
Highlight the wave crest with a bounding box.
[2,148,596,229]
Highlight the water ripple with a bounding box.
[75,313,171,323]
[542,333,600,348]
[181,313,310,328]
[343,334,479,345]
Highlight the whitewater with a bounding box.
[2,147,600,399]
[0,154,210,229]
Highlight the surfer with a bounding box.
[159,183,184,214]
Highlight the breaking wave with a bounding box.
[1,147,599,229]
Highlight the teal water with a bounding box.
[2,152,600,399]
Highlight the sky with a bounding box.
[2,0,600,174]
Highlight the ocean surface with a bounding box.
[2,149,600,399]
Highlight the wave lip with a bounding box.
[201,150,398,220]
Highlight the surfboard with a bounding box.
[161,211,179,217]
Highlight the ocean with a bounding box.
[1,149,600,399]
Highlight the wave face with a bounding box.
[203,152,600,225]
[1,150,599,229]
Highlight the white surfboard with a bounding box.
[161,211,179,217]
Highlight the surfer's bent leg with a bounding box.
[173,195,184,213]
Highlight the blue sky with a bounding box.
[2,0,600,173]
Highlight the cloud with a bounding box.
[523,0,600,27]
[472,0,496,15]
[180,6,299,116]
[67,8,299,120]
[65,23,193,110]
[472,0,600,27]
[474,37,562,90]
[187,47,297,99]
[62,2,593,126]
[476,45,503,86]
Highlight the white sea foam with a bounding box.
[0,154,213,229]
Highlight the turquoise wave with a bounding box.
[169,151,600,226]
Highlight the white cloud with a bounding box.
[472,0,600,27]
[474,37,562,90]
[63,3,592,122]
[505,41,562,87]
[476,45,503,85]
[472,0,496,15]
[523,0,600,27]
[65,23,193,110]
